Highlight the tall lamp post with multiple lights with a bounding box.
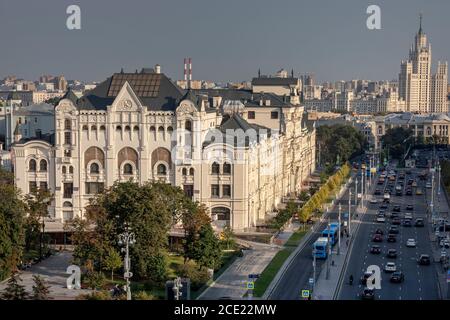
[118,223,136,300]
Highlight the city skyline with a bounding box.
[1,0,450,83]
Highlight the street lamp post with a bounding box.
[118,223,136,301]
[348,189,352,236]
[338,204,341,255]
[312,248,317,296]
[326,219,331,280]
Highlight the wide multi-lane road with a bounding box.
[269,174,356,300]
[338,167,440,300]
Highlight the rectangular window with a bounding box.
[64,149,71,157]
[63,183,73,198]
[63,211,74,222]
[248,111,255,119]
[64,132,71,145]
[222,185,231,197]
[211,184,220,198]
[29,181,37,193]
[183,184,194,198]
[271,111,279,119]
[39,181,48,191]
[85,182,104,195]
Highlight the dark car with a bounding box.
[406,189,413,196]
[372,234,383,242]
[360,272,374,285]
[370,245,382,254]
[389,226,399,234]
[375,228,384,235]
[406,204,414,211]
[418,254,431,265]
[360,288,375,300]
[380,203,388,209]
[393,205,401,212]
[374,189,381,195]
[392,218,401,225]
[396,190,403,196]
[403,219,412,227]
[387,249,398,258]
[387,234,397,242]
[415,218,425,227]
[390,271,405,283]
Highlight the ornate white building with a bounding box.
[11,66,316,232]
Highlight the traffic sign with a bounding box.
[308,278,314,285]
[301,290,310,298]
[246,281,255,289]
[248,274,260,279]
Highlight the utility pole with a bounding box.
[338,204,341,255]
[348,189,352,236]
[118,223,136,301]
[355,179,358,208]
[326,219,331,280]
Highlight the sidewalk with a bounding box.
[0,251,92,299]
[197,222,299,300]
[312,203,368,300]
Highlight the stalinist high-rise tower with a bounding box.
[399,15,448,113]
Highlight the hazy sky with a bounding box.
[1,0,450,83]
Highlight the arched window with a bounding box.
[82,125,89,131]
[90,163,100,174]
[158,126,164,133]
[185,120,192,131]
[69,166,74,174]
[62,166,67,174]
[167,126,173,133]
[63,201,73,207]
[157,164,167,175]
[29,159,37,172]
[39,159,47,172]
[125,126,131,132]
[116,125,122,131]
[91,125,97,131]
[64,119,71,130]
[223,162,231,174]
[123,163,133,175]
[150,126,156,132]
[211,162,220,174]
[100,125,106,131]
[182,168,187,176]
[133,125,139,132]
[189,168,195,176]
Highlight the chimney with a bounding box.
[155,64,161,74]
[184,58,187,81]
[189,58,192,81]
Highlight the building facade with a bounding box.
[11,66,316,232]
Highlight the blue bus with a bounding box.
[322,223,339,246]
[312,237,329,259]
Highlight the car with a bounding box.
[406,204,414,211]
[384,262,397,272]
[412,181,418,187]
[375,228,384,235]
[406,239,417,247]
[387,234,397,242]
[418,254,431,265]
[393,205,401,212]
[396,190,403,196]
[389,226,399,234]
[360,272,375,285]
[426,183,432,189]
[416,188,423,195]
[374,189,382,195]
[390,271,405,283]
[403,219,412,227]
[372,234,383,242]
[387,249,398,258]
[392,218,401,225]
[360,287,375,300]
[370,245,382,254]
[376,216,386,223]
[439,239,450,248]
[370,199,378,204]
[406,189,413,196]
[415,218,425,227]
[407,179,414,185]
[380,203,388,209]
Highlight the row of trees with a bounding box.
[1,273,50,300]
[0,168,54,282]
[317,125,367,168]
[297,163,351,224]
[66,181,225,286]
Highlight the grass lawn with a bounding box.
[253,229,308,297]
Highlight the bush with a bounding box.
[176,263,210,291]
[83,271,106,290]
[76,290,112,300]
[133,291,156,300]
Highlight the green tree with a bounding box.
[182,203,212,263]
[190,224,223,270]
[381,127,413,160]
[1,272,29,300]
[220,226,236,250]
[0,170,25,281]
[103,248,122,281]
[31,275,50,300]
